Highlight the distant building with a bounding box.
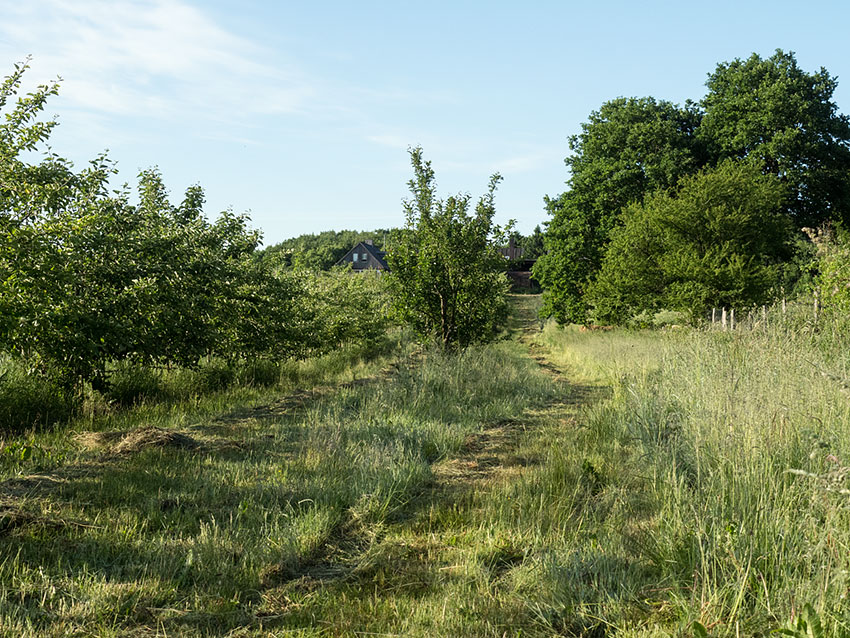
[335,240,389,272]
[500,237,539,290]
[498,236,524,261]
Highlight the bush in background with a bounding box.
[588,161,792,324]
[814,226,850,313]
[302,269,391,354]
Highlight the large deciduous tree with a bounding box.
[700,49,850,228]
[587,161,792,323]
[533,97,705,323]
[387,147,510,349]
[538,51,850,325]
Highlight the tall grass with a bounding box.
[6,300,850,636]
[525,318,850,636]
[0,358,74,432]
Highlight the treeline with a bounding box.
[258,229,394,271]
[0,62,389,430]
[534,50,850,324]
[258,226,546,271]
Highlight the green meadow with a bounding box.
[1,297,848,636]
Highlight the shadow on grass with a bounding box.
[0,310,615,636]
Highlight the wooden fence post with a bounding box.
[730,307,735,331]
[722,307,727,330]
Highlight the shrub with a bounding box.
[814,226,850,313]
[626,309,686,329]
[387,147,511,348]
[651,309,686,328]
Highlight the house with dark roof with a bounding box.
[335,240,389,272]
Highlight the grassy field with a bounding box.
[534,314,850,637]
[2,298,850,636]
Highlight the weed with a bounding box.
[775,604,845,638]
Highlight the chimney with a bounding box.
[364,239,373,245]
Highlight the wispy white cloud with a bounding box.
[0,0,314,122]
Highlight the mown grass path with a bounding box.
[2,296,625,637]
[252,297,616,637]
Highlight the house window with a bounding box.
[362,253,367,261]
[352,253,358,262]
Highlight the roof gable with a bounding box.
[335,241,389,270]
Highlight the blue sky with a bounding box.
[2,0,849,245]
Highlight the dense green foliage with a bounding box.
[300,269,390,352]
[7,168,304,388]
[387,147,511,348]
[700,50,850,228]
[518,224,546,259]
[507,225,546,261]
[538,50,850,324]
[533,97,705,323]
[0,63,300,390]
[811,227,850,316]
[259,228,393,270]
[0,62,390,431]
[588,161,792,322]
